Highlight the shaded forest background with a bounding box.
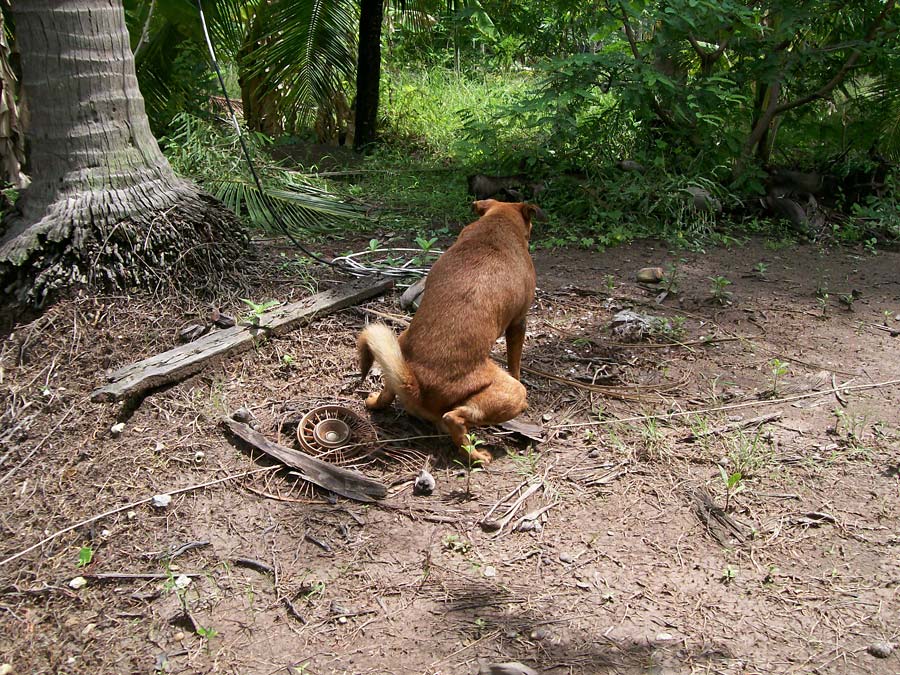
[3,0,900,257]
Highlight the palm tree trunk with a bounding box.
[0,0,246,304]
[353,0,384,151]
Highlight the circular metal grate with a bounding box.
[296,404,380,466]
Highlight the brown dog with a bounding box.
[357,199,540,465]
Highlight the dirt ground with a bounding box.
[1,236,899,675]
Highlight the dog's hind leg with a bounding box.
[365,387,396,410]
[441,368,527,465]
[505,318,526,381]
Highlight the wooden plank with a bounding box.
[221,417,388,502]
[91,276,393,402]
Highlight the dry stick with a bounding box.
[0,405,77,486]
[0,466,277,567]
[681,411,783,442]
[551,378,900,430]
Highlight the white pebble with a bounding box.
[152,494,172,508]
[69,576,87,590]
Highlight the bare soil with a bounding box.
[1,237,899,675]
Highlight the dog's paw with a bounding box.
[470,447,493,466]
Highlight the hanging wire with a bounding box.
[195,0,437,280]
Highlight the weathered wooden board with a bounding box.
[221,417,388,502]
[91,276,393,402]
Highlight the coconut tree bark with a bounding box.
[353,0,384,151]
[0,0,246,304]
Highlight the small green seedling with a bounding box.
[708,275,733,304]
[368,238,380,252]
[770,358,789,396]
[752,262,768,279]
[443,534,471,554]
[838,290,859,311]
[415,235,438,253]
[282,354,295,366]
[240,298,281,326]
[718,466,745,511]
[817,293,829,316]
[76,546,94,568]
[864,237,878,255]
[721,565,738,584]
[196,625,218,639]
[603,274,616,293]
[883,310,895,325]
[662,260,683,295]
[456,433,486,495]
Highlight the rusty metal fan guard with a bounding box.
[296,405,380,466]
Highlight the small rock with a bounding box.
[575,581,591,590]
[232,407,253,424]
[867,641,895,658]
[480,519,501,532]
[193,451,205,463]
[110,422,125,437]
[529,627,549,640]
[0,664,12,675]
[559,552,574,564]
[210,310,236,328]
[127,510,137,520]
[413,469,435,496]
[101,529,110,538]
[174,575,191,590]
[541,413,553,423]
[635,267,664,283]
[479,662,540,675]
[81,623,97,636]
[69,576,87,590]
[656,632,674,641]
[173,631,185,641]
[587,449,600,459]
[152,494,172,508]
[154,441,165,453]
[482,565,497,578]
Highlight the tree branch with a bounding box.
[773,0,896,115]
[133,0,156,62]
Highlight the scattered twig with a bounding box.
[0,405,77,486]
[552,379,900,431]
[232,558,275,575]
[304,533,332,552]
[511,501,559,533]
[681,411,783,442]
[831,374,848,407]
[142,540,210,561]
[81,572,207,581]
[0,466,278,567]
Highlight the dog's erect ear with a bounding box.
[520,203,547,225]
[473,199,497,216]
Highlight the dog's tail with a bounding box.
[358,323,417,398]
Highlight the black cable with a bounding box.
[195,0,345,271]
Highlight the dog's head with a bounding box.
[473,199,547,238]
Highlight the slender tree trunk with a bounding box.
[1,0,246,304]
[353,0,384,151]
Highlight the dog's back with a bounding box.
[399,201,537,404]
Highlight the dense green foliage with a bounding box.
[26,0,898,250]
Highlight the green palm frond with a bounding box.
[213,178,362,234]
[240,0,358,124]
[162,112,366,234]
